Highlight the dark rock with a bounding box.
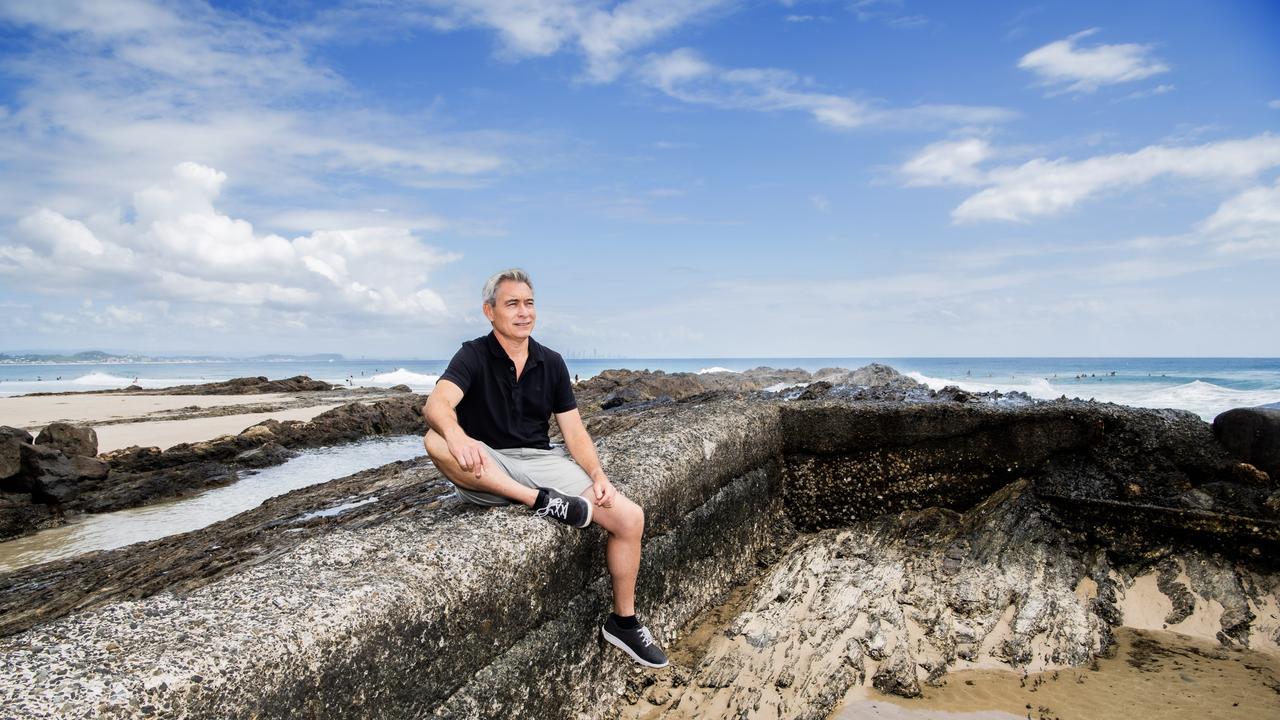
[1179,489,1215,511]
[234,442,297,468]
[0,426,34,483]
[873,645,922,698]
[934,385,972,403]
[601,386,647,410]
[34,422,98,458]
[577,367,812,411]
[1213,408,1280,482]
[162,375,334,395]
[0,492,55,540]
[19,443,106,504]
[100,444,164,471]
[77,463,238,514]
[1156,559,1196,624]
[794,381,832,401]
[388,384,413,393]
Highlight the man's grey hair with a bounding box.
[482,268,533,306]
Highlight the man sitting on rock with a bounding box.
[422,268,669,669]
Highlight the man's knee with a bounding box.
[424,429,448,464]
[614,498,645,539]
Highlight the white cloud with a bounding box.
[947,134,1280,223]
[1269,100,1280,110]
[851,0,927,28]
[263,208,449,234]
[0,0,506,225]
[407,0,734,83]
[1019,28,1169,94]
[640,48,1014,130]
[1202,179,1280,256]
[810,194,830,211]
[1121,83,1175,101]
[900,138,992,186]
[0,163,459,322]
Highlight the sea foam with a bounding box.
[697,366,739,374]
[908,372,1280,422]
[70,372,135,387]
[366,368,440,389]
[908,372,1059,399]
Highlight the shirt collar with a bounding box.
[484,331,544,366]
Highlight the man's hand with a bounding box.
[448,435,487,480]
[591,471,617,508]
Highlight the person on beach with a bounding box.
[422,268,669,669]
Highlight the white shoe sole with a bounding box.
[601,626,669,669]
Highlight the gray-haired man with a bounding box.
[422,268,668,668]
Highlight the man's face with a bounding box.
[483,280,536,341]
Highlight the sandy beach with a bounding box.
[0,391,389,452]
[834,627,1280,720]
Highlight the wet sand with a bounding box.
[618,569,1280,720]
[92,404,346,451]
[835,627,1280,720]
[0,392,303,427]
[0,392,392,451]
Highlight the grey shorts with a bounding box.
[451,440,593,507]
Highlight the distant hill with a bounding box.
[0,351,346,364]
[0,351,145,364]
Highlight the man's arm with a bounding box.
[424,379,487,479]
[556,408,617,507]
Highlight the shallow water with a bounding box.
[0,434,424,573]
[834,627,1280,720]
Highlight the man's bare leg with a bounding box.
[427,430,644,615]
[584,496,645,616]
[424,430,538,507]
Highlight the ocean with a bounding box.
[1,356,1278,423]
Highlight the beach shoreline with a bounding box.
[0,387,407,452]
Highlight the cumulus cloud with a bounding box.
[0,163,458,324]
[940,134,1280,223]
[640,48,1014,130]
[1019,28,1169,94]
[0,0,506,224]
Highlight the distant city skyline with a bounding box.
[0,1,1277,359]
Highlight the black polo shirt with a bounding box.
[438,332,577,450]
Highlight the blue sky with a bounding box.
[0,0,1277,359]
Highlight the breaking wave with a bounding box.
[907,372,1280,422]
[365,369,439,389]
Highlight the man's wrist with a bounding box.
[588,468,607,482]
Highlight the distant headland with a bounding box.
[0,351,346,365]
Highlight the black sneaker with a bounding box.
[602,615,669,669]
[532,487,592,529]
